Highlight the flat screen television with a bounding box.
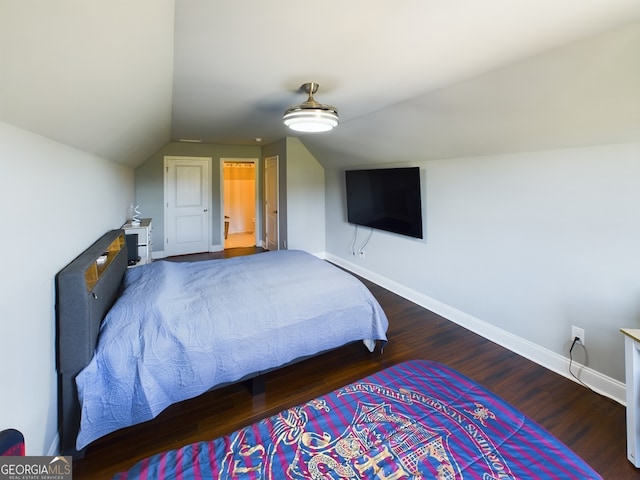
[345,167,423,239]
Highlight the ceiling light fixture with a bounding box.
[283,82,339,133]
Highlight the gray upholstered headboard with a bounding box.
[55,229,128,457]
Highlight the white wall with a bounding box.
[325,142,640,390]
[0,121,134,455]
[286,138,326,254]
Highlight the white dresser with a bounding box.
[622,328,640,467]
[123,218,153,266]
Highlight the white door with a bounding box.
[164,156,211,256]
[265,155,279,251]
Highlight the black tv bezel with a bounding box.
[345,166,423,239]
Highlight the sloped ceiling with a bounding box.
[1,1,639,169]
[0,0,175,166]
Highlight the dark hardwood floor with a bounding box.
[162,245,267,262]
[73,248,638,479]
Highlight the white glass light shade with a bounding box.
[283,82,339,133]
[283,108,339,132]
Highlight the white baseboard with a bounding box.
[325,253,626,406]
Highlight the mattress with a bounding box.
[75,250,388,450]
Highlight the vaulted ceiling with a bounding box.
[1,1,639,169]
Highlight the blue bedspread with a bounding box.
[75,250,388,450]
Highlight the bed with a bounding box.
[55,229,388,457]
[113,359,601,479]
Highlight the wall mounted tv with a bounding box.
[345,167,423,239]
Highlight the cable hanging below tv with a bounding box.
[345,166,423,239]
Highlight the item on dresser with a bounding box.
[129,204,141,226]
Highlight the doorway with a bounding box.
[222,159,258,249]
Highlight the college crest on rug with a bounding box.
[113,361,602,480]
[219,382,513,479]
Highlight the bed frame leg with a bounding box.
[248,375,265,395]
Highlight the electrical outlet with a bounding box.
[571,326,585,346]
